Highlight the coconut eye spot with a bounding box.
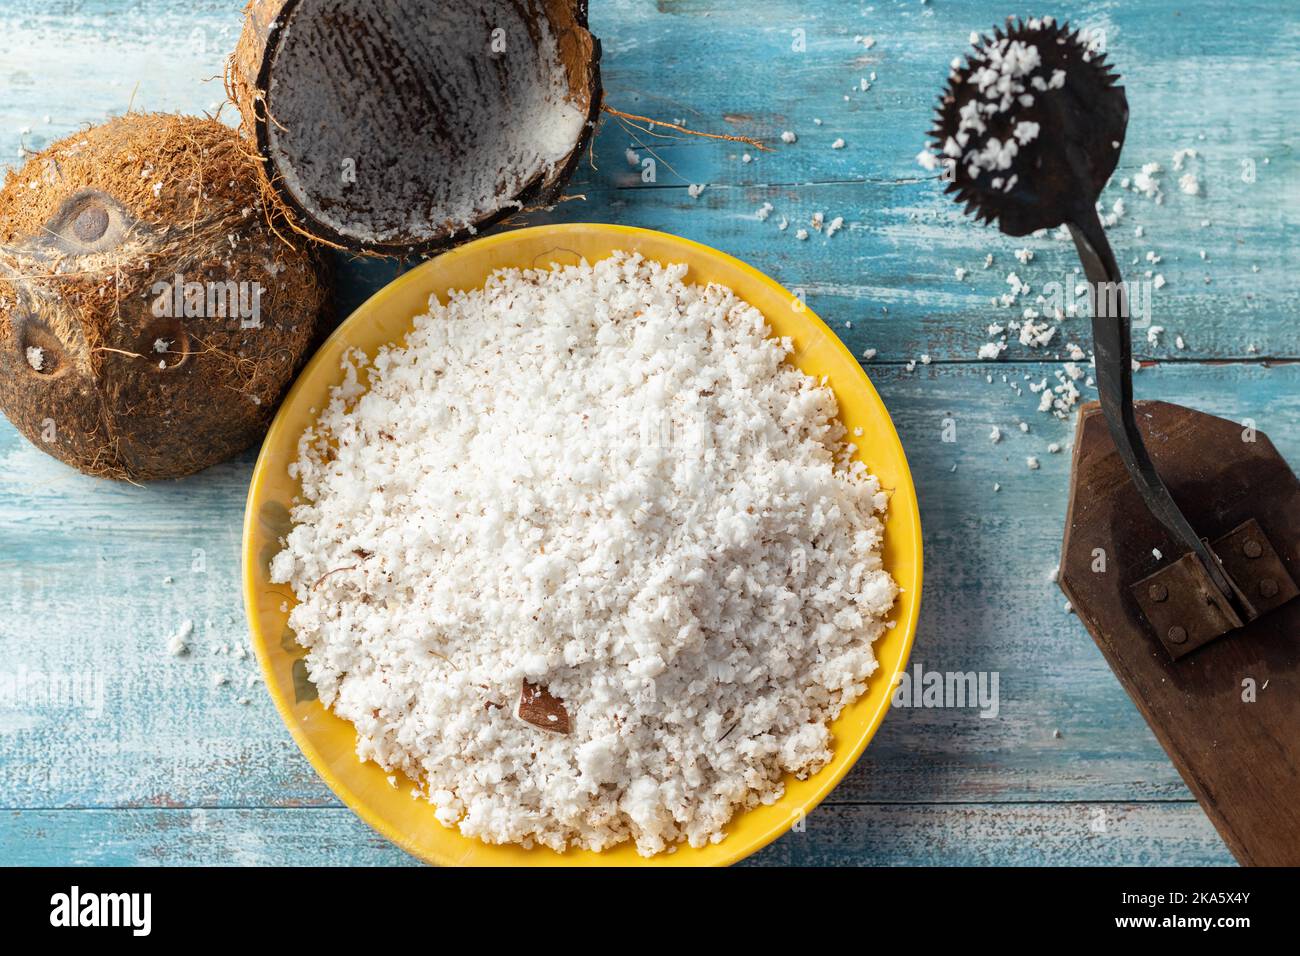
[72,203,110,243]
[46,189,134,254]
[15,316,68,378]
[134,315,190,372]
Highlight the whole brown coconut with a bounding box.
[227,0,602,256]
[0,113,329,481]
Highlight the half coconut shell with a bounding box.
[227,0,602,256]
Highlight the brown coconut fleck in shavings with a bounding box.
[517,681,571,734]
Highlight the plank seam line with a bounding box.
[603,177,928,191]
[857,357,1299,368]
[0,798,1205,813]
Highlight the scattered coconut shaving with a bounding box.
[165,619,194,657]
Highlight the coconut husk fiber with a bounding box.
[226,0,602,256]
[0,112,330,481]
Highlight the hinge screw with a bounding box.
[1167,626,1188,644]
[1243,539,1263,559]
[1148,583,1168,602]
[1260,579,1279,599]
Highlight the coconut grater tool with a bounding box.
[929,17,1300,865]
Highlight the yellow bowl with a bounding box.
[242,223,922,866]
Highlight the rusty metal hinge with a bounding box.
[1130,518,1299,660]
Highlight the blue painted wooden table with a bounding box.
[1,0,1295,866]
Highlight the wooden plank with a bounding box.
[0,1,1293,362]
[2,363,1295,813]
[748,802,1234,867]
[0,803,1233,867]
[0,0,1294,865]
[560,0,1300,361]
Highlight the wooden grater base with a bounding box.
[1059,400,1300,866]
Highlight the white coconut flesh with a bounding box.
[265,0,588,246]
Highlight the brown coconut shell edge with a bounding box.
[225,0,604,258]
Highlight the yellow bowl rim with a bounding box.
[241,222,922,866]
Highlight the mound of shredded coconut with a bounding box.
[269,253,897,856]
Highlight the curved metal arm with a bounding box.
[1068,204,1241,606]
